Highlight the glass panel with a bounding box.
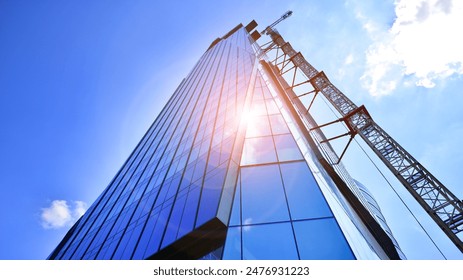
[121,223,144,259]
[274,134,303,162]
[252,85,264,100]
[293,218,355,260]
[241,136,277,165]
[177,186,201,239]
[160,194,187,249]
[265,99,280,115]
[99,235,120,259]
[196,167,227,227]
[220,138,233,164]
[207,148,221,172]
[242,222,298,260]
[252,99,267,116]
[280,161,332,220]
[241,165,289,224]
[131,211,159,259]
[269,114,290,135]
[112,228,134,259]
[229,174,241,226]
[222,227,241,260]
[199,247,223,260]
[245,115,272,138]
[143,207,171,258]
[262,85,273,99]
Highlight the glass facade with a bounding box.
[49,22,402,260]
[222,68,354,259]
[354,180,406,260]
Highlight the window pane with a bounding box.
[222,227,241,260]
[241,136,277,165]
[206,148,221,172]
[252,86,264,100]
[143,207,171,258]
[196,167,227,227]
[160,194,187,249]
[262,86,273,99]
[245,115,271,138]
[252,99,267,116]
[229,174,241,226]
[242,222,298,260]
[269,114,290,135]
[132,212,159,259]
[280,161,332,220]
[241,165,289,224]
[119,223,144,259]
[177,186,201,239]
[293,218,355,260]
[265,99,280,115]
[274,134,303,162]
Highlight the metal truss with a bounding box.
[262,29,463,253]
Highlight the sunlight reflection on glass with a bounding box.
[241,136,277,165]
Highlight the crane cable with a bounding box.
[313,84,447,259]
[351,135,447,259]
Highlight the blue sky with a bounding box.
[0,0,462,260]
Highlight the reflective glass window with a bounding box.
[241,165,289,224]
[206,149,221,172]
[253,99,267,116]
[161,194,187,248]
[265,99,279,115]
[293,218,355,260]
[280,161,332,220]
[269,114,290,135]
[274,134,303,162]
[242,222,298,260]
[229,175,241,226]
[99,236,120,259]
[177,186,201,239]
[131,211,159,259]
[241,136,277,165]
[220,137,234,164]
[196,167,226,226]
[245,115,272,138]
[112,229,133,259]
[252,87,264,100]
[143,207,170,258]
[122,223,144,259]
[222,227,241,260]
[262,85,273,99]
[192,156,207,182]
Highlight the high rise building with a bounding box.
[49,20,404,260]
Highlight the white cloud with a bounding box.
[73,201,87,218]
[243,218,253,232]
[355,10,381,36]
[337,54,355,79]
[345,53,354,65]
[40,200,87,229]
[361,0,463,96]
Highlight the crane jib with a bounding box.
[260,23,463,253]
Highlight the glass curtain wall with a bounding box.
[221,70,355,260]
[50,26,256,260]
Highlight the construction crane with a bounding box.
[261,11,292,35]
[259,12,463,254]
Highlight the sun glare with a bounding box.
[240,110,258,134]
